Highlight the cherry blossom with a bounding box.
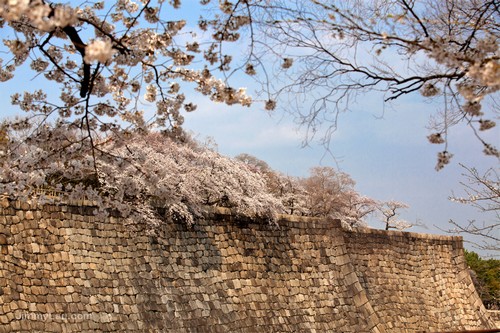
[377,201,413,231]
[448,165,499,252]
[202,0,499,164]
[84,39,115,64]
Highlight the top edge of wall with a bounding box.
[0,196,461,243]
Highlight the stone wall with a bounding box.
[0,198,496,332]
[489,311,500,327]
[345,228,496,332]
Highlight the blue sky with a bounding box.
[0,1,498,256]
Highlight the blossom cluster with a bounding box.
[84,39,115,64]
[1,120,394,232]
[0,0,280,232]
[435,151,454,171]
[1,128,280,228]
[0,0,255,142]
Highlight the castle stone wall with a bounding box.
[345,228,496,332]
[0,199,496,332]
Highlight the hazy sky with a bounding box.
[0,1,498,257]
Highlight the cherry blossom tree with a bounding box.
[298,166,380,228]
[206,0,499,169]
[235,153,309,215]
[0,0,254,196]
[341,194,378,229]
[2,127,285,231]
[448,164,499,252]
[234,156,387,228]
[1,1,497,175]
[300,166,355,217]
[0,0,259,222]
[377,200,413,231]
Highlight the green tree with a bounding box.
[465,250,500,309]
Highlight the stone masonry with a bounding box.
[0,198,496,332]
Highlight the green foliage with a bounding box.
[465,250,500,309]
